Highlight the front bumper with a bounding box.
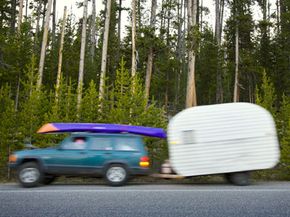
[8,162,18,169]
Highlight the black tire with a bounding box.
[224,173,232,184]
[42,176,56,185]
[227,172,250,186]
[17,162,43,188]
[104,164,128,186]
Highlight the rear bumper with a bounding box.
[130,167,150,175]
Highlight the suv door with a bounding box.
[83,136,114,174]
[113,137,143,168]
[45,136,88,175]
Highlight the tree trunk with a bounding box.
[215,0,224,103]
[137,0,141,29]
[35,1,42,44]
[37,0,53,89]
[175,0,183,108]
[185,0,198,108]
[55,6,67,102]
[276,0,280,33]
[25,0,29,18]
[131,0,137,78]
[52,0,56,47]
[160,0,165,35]
[200,0,203,32]
[219,0,224,39]
[145,0,157,101]
[215,0,220,45]
[99,0,112,102]
[11,0,17,33]
[77,0,89,111]
[17,0,24,33]
[233,23,239,102]
[117,0,122,63]
[90,0,96,62]
[42,0,48,30]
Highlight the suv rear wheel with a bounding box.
[104,164,128,186]
[18,162,43,188]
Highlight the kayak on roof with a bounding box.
[37,123,167,139]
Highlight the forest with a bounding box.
[0,0,289,180]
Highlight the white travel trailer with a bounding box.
[166,103,280,185]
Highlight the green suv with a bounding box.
[9,133,150,187]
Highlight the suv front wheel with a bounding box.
[104,164,128,186]
[18,162,43,188]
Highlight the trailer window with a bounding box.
[182,130,195,144]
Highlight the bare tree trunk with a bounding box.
[137,0,142,29]
[42,0,48,30]
[175,0,183,108]
[145,0,157,101]
[215,0,220,44]
[25,0,29,18]
[15,0,25,111]
[17,0,24,33]
[99,0,112,102]
[160,0,165,35]
[215,0,224,103]
[77,0,88,111]
[182,0,187,87]
[35,1,42,44]
[90,0,96,62]
[55,6,67,102]
[37,0,53,89]
[117,0,122,63]
[52,0,56,46]
[11,0,17,33]
[219,0,224,39]
[200,0,203,32]
[233,24,239,102]
[276,0,280,33]
[177,0,183,59]
[131,0,137,78]
[186,0,198,108]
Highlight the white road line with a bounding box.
[1,189,290,193]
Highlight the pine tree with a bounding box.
[255,71,277,116]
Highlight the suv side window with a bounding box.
[114,137,138,151]
[88,137,113,150]
[61,137,87,150]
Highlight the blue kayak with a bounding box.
[37,123,167,138]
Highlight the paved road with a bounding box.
[0,182,290,217]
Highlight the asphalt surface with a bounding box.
[0,182,290,217]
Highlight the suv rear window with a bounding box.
[114,138,139,151]
[89,137,113,150]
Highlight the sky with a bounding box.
[54,0,277,37]
[55,0,217,36]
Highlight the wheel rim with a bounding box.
[106,166,126,183]
[19,168,40,183]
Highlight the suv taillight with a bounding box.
[139,156,150,167]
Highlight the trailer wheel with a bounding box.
[227,172,250,186]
